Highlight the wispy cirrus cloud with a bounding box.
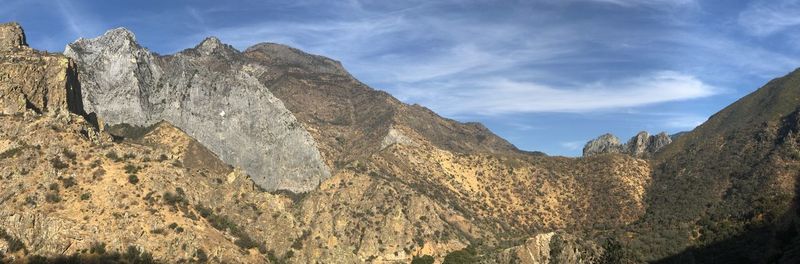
[739,0,800,36]
[395,71,717,116]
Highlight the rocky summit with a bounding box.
[0,22,83,116]
[583,131,672,158]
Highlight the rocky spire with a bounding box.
[583,131,672,158]
[0,22,28,51]
[0,22,84,115]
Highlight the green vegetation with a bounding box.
[45,193,61,203]
[0,146,22,159]
[50,157,69,170]
[411,255,435,264]
[163,190,188,207]
[0,228,26,253]
[89,242,106,254]
[194,204,261,250]
[106,151,121,162]
[195,248,208,263]
[59,176,77,188]
[80,192,92,201]
[124,164,140,174]
[128,175,139,184]
[443,246,477,264]
[62,148,77,160]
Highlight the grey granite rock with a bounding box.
[582,133,623,156]
[65,29,330,192]
[583,131,671,158]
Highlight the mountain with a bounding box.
[621,68,800,262]
[64,29,520,193]
[0,22,660,263]
[4,20,800,264]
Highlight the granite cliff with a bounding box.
[65,30,330,193]
[583,131,672,158]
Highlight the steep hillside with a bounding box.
[621,68,800,262]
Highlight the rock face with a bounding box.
[582,133,623,156]
[0,22,26,51]
[0,22,83,115]
[583,131,671,158]
[495,232,601,264]
[65,29,329,192]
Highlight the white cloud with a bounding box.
[396,71,716,116]
[54,0,102,39]
[662,114,706,129]
[739,0,800,36]
[561,141,586,151]
[565,0,697,9]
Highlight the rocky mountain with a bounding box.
[1,22,657,263]
[4,20,800,264]
[583,131,672,158]
[64,30,330,193]
[64,28,518,193]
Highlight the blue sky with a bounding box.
[4,0,800,156]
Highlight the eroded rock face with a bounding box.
[65,29,330,192]
[0,22,26,51]
[0,22,83,115]
[495,232,601,264]
[582,133,623,156]
[583,131,671,158]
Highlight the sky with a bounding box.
[3,0,800,156]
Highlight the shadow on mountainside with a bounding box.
[654,176,800,264]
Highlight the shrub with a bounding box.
[80,193,91,200]
[51,157,69,170]
[412,255,435,264]
[123,153,137,160]
[195,249,208,263]
[62,149,77,160]
[89,242,106,254]
[124,164,139,174]
[163,191,188,206]
[105,151,121,162]
[0,228,26,253]
[123,246,154,264]
[45,193,61,203]
[128,175,139,184]
[60,176,77,188]
[443,246,477,264]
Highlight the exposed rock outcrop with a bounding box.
[0,22,83,115]
[65,29,329,192]
[0,22,27,51]
[583,131,671,158]
[495,232,601,264]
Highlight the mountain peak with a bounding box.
[191,36,238,56]
[583,131,670,158]
[0,22,28,51]
[103,27,137,42]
